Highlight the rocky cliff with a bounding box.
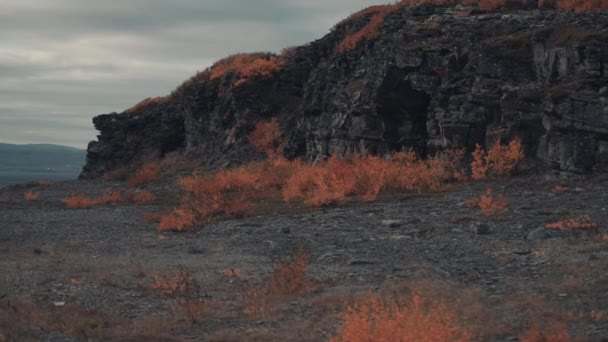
[80,4,608,179]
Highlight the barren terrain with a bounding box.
[1,173,607,341]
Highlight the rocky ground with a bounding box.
[1,173,608,341]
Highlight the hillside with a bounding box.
[80,2,608,179]
[0,143,86,188]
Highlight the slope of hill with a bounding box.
[80,3,608,179]
[0,143,86,188]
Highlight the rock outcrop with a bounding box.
[80,4,608,179]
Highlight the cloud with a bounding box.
[0,0,386,148]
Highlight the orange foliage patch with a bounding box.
[150,268,198,297]
[128,161,160,188]
[141,213,162,223]
[125,96,170,113]
[545,215,600,233]
[24,191,39,201]
[283,151,464,207]
[158,208,197,232]
[95,189,122,205]
[268,248,311,296]
[471,139,524,180]
[62,194,96,209]
[330,293,470,342]
[128,190,156,204]
[467,188,506,219]
[209,53,285,86]
[38,179,55,186]
[520,321,571,342]
[248,119,283,156]
[244,248,313,317]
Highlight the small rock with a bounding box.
[348,259,375,265]
[281,227,291,234]
[53,301,65,307]
[471,222,492,235]
[381,219,402,228]
[526,226,561,240]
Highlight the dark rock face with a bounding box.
[80,5,608,179]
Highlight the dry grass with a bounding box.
[24,191,39,201]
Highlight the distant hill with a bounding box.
[0,143,86,188]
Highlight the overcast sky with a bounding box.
[0,0,388,149]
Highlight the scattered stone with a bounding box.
[471,222,492,235]
[281,227,291,234]
[526,226,562,240]
[381,219,402,228]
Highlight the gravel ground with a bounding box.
[1,174,607,341]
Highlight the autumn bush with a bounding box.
[466,188,507,219]
[268,248,311,296]
[95,189,122,205]
[209,53,285,86]
[127,190,156,204]
[128,161,160,187]
[471,139,524,180]
[158,208,197,232]
[62,194,96,209]
[545,215,600,233]
[330,293,470,342]
[248,118,283,156]
[24,191,39,201]
[244,248,313,317]
[150,268,199,297]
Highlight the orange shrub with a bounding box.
[209,53,285,86]
[478,188,506,219]
[471,139,524,180]
[150,268,198,297]
[128,190,156,204]
[545,215,600,233]
[283,151,464,207]
[331,294,470,342]
[128,161,160,188]
[141,213,162,223]
[268,248,311,296]
[62,194,95,209]
[158,208,197,232]
[24,191,39,201]
[520,322,570,342]
[248,119,283,157]
[38,179,55,186]
[96,189,122,205]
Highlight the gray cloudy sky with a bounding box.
[1,0,387,149]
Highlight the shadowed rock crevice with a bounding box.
[377,67,431,154]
